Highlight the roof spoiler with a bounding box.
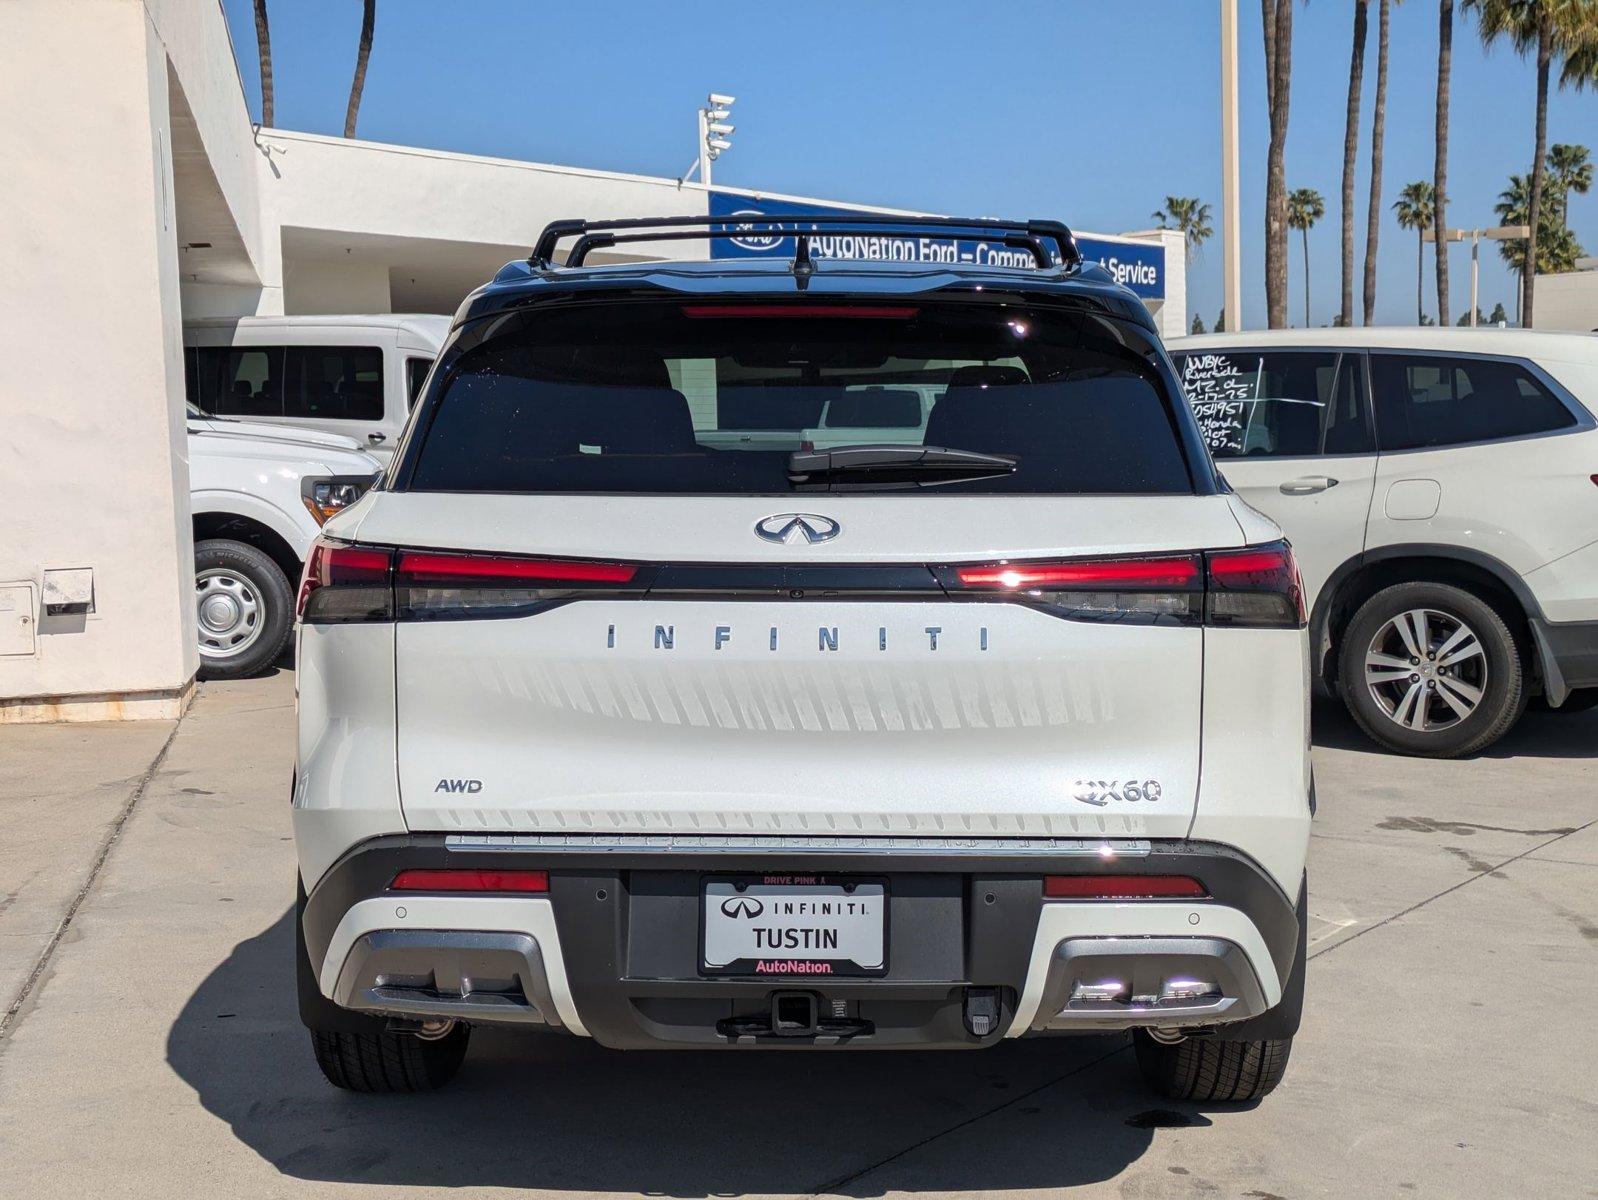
[528,213,1082,272]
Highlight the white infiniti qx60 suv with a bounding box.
[292,215,1312,1103]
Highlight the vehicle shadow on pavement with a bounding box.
[165,910,1225,1194]
[1310,696,1598,759]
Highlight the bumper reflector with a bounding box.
[389,868,549,894]
[1043,875,1207,900]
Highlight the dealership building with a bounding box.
[0,0,1184,722]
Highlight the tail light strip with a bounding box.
[298,539,1304,629]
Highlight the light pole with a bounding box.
[1424,224,1528,325]
[682,93,736,186]
[1220,0,1243,331]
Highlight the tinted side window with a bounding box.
[1370,353,1577,450]
[406,357,434,406]
[1175,350,1372,458]
[194,346,284,417]
[285,346,384,421]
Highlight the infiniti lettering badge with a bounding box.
[755,513,840,545]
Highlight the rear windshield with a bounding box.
[403,300,1196,494]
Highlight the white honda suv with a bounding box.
[292,215,1312,1103]
[1169,328,1598,757]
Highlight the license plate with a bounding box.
[702,876,887,976]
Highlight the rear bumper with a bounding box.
[300,835,1303,1049]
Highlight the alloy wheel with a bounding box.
[1363,607,1487,732]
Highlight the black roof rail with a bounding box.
[528,213,1082,271]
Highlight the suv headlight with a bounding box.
[301,473,378,526]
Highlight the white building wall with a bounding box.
[284,257,393,314]
[0,0,197,720]
[1530,270,1598,333]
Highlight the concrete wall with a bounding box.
[0,0,197,720]
[284,257,393,314]
[1530,270,1598,333]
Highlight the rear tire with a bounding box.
[1133,1032,1292,1103]
[310,1025,470,1093]
[194,538,294,680]
[1337,581,1525,758]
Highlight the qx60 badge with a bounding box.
[755,513,840,545]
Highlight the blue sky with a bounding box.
[222,0,1598,329]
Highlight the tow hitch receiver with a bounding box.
[716,991,873,1041]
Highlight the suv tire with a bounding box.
[1133,1032,1292,1102]
[310,1025,470,1093]
[1337,582,1525,758]
[194,538,293,680]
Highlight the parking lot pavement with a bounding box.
[0,673,1593,1199]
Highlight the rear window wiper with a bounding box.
[788,445,1018,490]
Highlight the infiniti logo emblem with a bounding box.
[720,895,765,919]
[755,513,841,545]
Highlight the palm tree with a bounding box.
[1469,0,1598,325]
[1393,181,1436,324]
[1287,187,1326,327]
[1434,0,1454,326]
[253,0,273,126]
[1363,0,1393,324]
[1341,1,1370,327]
[1263,0,1296,328]
[1548,142,1593,225]
[1150,196,1215,263]
[344,0,377,138]
[1495,171,1586,318]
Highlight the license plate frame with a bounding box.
[699,874,889,977]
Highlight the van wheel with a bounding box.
[310,1025,470,1093]
[1337,582,1525,758]
[1133,1032,1292,1102]
[194,539,293,680]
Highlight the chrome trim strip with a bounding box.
[443,833,1152,857]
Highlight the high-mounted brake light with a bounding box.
[1043,875,1208,900]
[396,551,636,586]
[297,540,393,623]
[956,557,1201,591]
[389,868,549,894]
[680,304,919,319]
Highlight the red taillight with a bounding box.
[947,541,1303,629]
[1043,875,1208,900]
[396,551,636,586]
[680,304,919,319]
[956,556,1201,591]
[297,540,393,622]
[1206,541,1304,628]
[389,868,549,894]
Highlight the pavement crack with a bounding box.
[0,710,188,1048]
[806,1042,1129,1195]
[1310,818,1598,963]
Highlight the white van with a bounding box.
[183,315,450,460]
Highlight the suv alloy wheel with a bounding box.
[1338,581,1525,757]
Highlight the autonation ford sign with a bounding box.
[707,191,1164,300]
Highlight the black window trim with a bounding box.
[1173,345,1380,463]
[1364,347,1594,455]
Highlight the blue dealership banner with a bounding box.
[706,191,1164,300]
